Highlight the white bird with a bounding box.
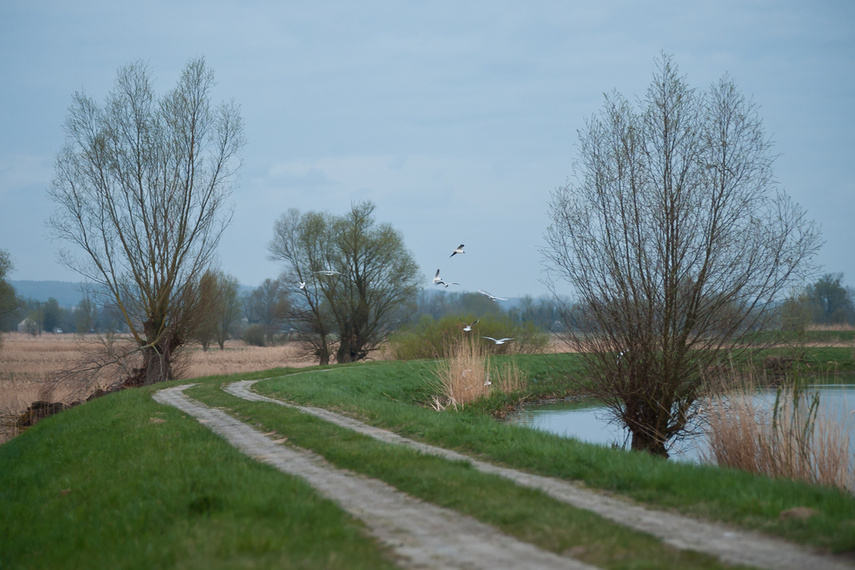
[484,336,513,345]
[449,244,465,257]
[462,319,479,332]
[314,270,341,276]
[298,281,307,290]
[433,268,459,288]
[477,289,507,301]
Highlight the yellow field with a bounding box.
[0,332,318,443]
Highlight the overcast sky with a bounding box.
[1,1,853,299]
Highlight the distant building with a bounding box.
[17,318,37,334]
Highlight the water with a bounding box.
[506,384,855,463]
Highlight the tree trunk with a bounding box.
[629,428,670,458]
[140,320,181,385]
[143,344,174,385]
[317,348,330,366]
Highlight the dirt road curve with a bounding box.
[155,381,853,570]
[154,384,594,570]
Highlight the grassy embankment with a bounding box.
[2,350,854,569]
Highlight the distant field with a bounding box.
[2,327,852,445]
[0,332,317,443]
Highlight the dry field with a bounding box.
[0,332,319,444]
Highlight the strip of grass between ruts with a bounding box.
[188,357,855,555]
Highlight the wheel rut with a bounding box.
[222,378,854,570]
[154,384,594,570]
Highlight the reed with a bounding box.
[429,336,527,410]
[701,378,854,493]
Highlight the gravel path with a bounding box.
[154,384,595,570]
[223,378,854,570]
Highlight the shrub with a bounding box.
[242,324,267,347]
[388,314,548,360]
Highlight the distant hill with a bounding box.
[10,280,256,308]
[10,281,87,308]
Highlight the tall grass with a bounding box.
[702,378,854,493]
[428,336,526,410]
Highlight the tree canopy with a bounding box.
[48,57,245,384]
[543,54,821,456]
[269,201,421,364]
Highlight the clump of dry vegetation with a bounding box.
[428,336,526,410]
[701,378,854,493]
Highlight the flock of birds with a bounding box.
[434,243,514,346]
[294,242,515,347]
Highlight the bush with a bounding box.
[242,324,267,347]
[387,314,548,360]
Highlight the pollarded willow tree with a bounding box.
[48,57,245,385]
[269,201,421,364]
[543,54,821,457]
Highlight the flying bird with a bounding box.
[462,320,479,332]
[298,281,307,290]
[433,268,459,288]
[476,289,507,301]
[314,270,341,276]
[483,336,513,345]
[449,244,465,257]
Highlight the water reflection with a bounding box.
[506,384,855,463]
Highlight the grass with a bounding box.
[0,377,399,569]
[235,359,855,553]
[188,375,734,569]
[3,347,855,567]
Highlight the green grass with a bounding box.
[743,329,855,347]
[188,378,736,569]
[232,358,855,554]
[2,351,854,569]
[0,379,398,570]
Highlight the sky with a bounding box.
[1,1,853,300]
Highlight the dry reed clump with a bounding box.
[429,337,527,411]
[701,380,854,493]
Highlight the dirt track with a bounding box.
[154,380,854,570]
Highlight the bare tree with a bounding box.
[543,54,821,457]
[48,57,245,385]
[268,208,337,363]
[269,201,420,364]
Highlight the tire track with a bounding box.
[226,378,853,570]
[154,384,595,570]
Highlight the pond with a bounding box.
[506,383,855,463]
